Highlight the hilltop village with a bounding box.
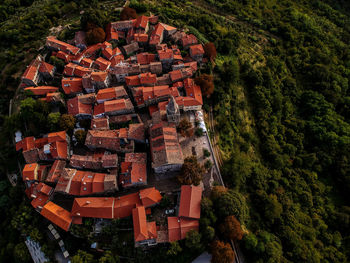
[16,14,209,249]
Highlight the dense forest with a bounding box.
[0,0,350,262]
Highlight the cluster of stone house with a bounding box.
[17,14,207,247]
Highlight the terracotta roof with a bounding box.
[70,152,118,170]
[31,192,49,209]
[167,217,199,241]
[96,86,127,102]
[39,61,55,74]
[137,53,156,65]
[160,23,177,33]
[40,201,72,231]
[158,49,173,60]
[49,140,68,160]
[56,51,70,63]
[48,131,67,143]
[106,23,119,42]
[140,72,157,85]
[128,123,145,141]
[83,44,102,58]
[72,197,115,218]
[149,122,184,169]
[94,98,134,116]
[85,129,134,152]
[94,57,111,71]
[139,187,162,207]
[62,77,83,94]
[46,36,80,55]
[67,96,93,116]
[46,160,66,183]
[114,192,142,218]
[120,161,147,187]
[132,206,158,243]
[135,16,149,29]
[74,65,91,77]
[16,136,35,151]
[23,163,39,181]
[91,71,109,82]
[181,34,198,47]
[22,59,40,82]
[81,58,93,68]
[134,33,149,43]
[189,44,204,56]
[34,137,48,149]
[91,118,110,130]
[125,75,141,87]
[184,78,203,105]
[132,206,148,242]
[149,23,164,45]
[179,185,202,219]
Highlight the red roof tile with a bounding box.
[16,137,35,151]
[41,201,72,231]
[179,185,202,219]
[25,86,58,96]
[23,163,39,181]
[62,77,83,94]
[139,187,162,207]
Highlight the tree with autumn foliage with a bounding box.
[178,156,205,186]
[86,26,106,45]
[195,74,214,98]
[211,240,235,263]
[120,7,137,21]
[219,215,244,241]
[203,42,217,62]
[177,118,194,137]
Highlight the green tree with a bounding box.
[185,230,202,250]
[166,241,182,256]
[99,251,120,263]
[71,250,94,263]
[13,242,31,263]
[47,112,61,131]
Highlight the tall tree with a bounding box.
[178,156,205,186]
[219,215,244,241]
[195,74,214,98]
[211,240,235,263]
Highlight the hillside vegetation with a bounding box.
[0,0,350,262]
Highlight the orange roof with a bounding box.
[134,33,149,43]
[167,217,199,241]
[179,185,202,219]
[39,62,55,74]
[46,160,66,183]
[63,62,77,76]
[74,65,91,77]
[49,140,68,160]
[125,75,141,86]
[132,206,149,242]
[23,163,38,181]
[56,51,70,63]
[137,53,156,65]
[139,187,162,207]
[158,49,173,60]
[31,192,49,209]
[135,15,149,29]
[160,23,177,32]
[40,201,72,231]
[94,57,111,71]
[16,136,35,151]
[92,173,105,193]
[67,96,93,116]
[114,192,142,218]
[140,72,157,85]
[189,44,204,56]
[181,34,198,47]
[149,23,164,45]
[37,182,53,196]
[46,36,80,55]
[96,86,127,102]
[168,217,181,242]
[48,131,66,143]
[81,58,93,67]
[91,71,108,82]
[72,197,114,218]
[62,77,83,94]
